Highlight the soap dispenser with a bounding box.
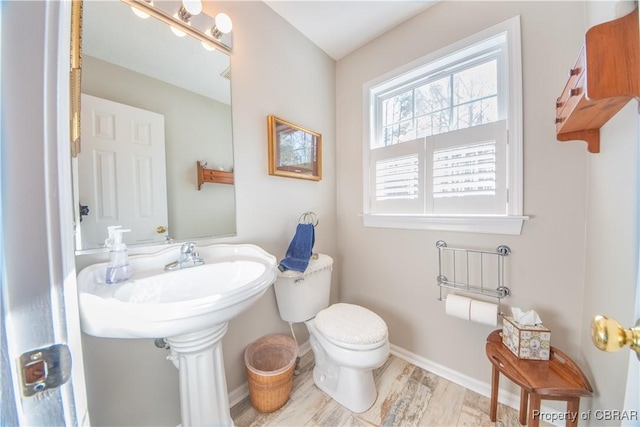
[105,225,121,249]
[105,227,132,284]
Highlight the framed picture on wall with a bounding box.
[267,115,322,181]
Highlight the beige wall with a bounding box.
[76,1,638,425]
[336,0,590,392]
[337,0,639,416]
[215,0,337,396]
[77,2,336,425]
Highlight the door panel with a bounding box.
[79,94,168,247]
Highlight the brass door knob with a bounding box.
[156,226,166,234]
[591,315,640,359]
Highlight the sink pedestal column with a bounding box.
[166,323,233,426]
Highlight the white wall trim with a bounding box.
[228,383,249,409]
[390,343,519,407]
[390,343,562,427]
[228,340,562,426]
[363,214,528,235]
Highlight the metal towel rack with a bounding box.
[436,240,511,302]
[298,211,319,227]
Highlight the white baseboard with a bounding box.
[228,341,560,426]
[228,383,249,408]
[297,340,312,357]
[390,344,562,426]
[389,343,521,409]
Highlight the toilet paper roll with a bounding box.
[469,299,498,326]
[445,294,471,321]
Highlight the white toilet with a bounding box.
[273,254,389,413]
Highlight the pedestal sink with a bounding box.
[77,243,277,426]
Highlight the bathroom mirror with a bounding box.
[73,0,236,251]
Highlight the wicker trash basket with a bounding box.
[244,334,297,413]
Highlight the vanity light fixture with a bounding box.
[209,13,233,39]
[201,13,233,51]
[131,0,153,19]
[170,1,202,37]
[201,41,216,52]
[170,6,189,37]
[182,0,203,16]
[170,4,200,37]
[123,0,232,53]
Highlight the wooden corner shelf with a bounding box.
[197,161,234,190]
[555,7,639,153]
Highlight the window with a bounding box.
[363,16,526,235]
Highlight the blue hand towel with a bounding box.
[279,223,315,272]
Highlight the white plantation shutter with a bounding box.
[370,138,424,214]
[369,121,507,215]
[431,120,507,214]
[433,142,496,198]
[375,155,419,201]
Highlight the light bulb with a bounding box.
[214,13,232,34]
[131,6,150,19]
[201,31,217,51]
[170,12,188,37]
[131,0,153,19]
[170,26,187,37]
[182,0,202,16]
[171,25,187,37]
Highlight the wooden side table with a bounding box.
[485,330,592,426]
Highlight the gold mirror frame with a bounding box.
[69,0,237,251]
[70,0,82,157]
[68,0,232,158]
[267,115,322,181]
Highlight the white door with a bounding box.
[621,291,639,425]
[78,94,168,248]
[622,122,640,425]
[624,10,640,412]
[1,1,88,424]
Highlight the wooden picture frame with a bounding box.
[268,115,322,181]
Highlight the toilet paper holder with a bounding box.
[435,240,511,311]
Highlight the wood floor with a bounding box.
[231,351,545,426]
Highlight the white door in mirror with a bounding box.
[78,94,168,247]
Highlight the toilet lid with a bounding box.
[314,303,388,347]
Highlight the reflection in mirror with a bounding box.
[74,0,236,252]
[122,0,233,52]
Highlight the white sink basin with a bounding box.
[77,243,277,339]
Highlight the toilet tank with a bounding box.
[274,254,333,323]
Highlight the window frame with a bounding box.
[362,15,527,235]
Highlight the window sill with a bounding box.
[362,214,528,235]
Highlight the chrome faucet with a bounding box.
[164,242,205,271]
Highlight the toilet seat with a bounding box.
[314,303,388,351]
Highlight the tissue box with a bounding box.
[502,316,551,360]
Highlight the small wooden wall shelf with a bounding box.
[197,161,234,189]
[555,7,639,153]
